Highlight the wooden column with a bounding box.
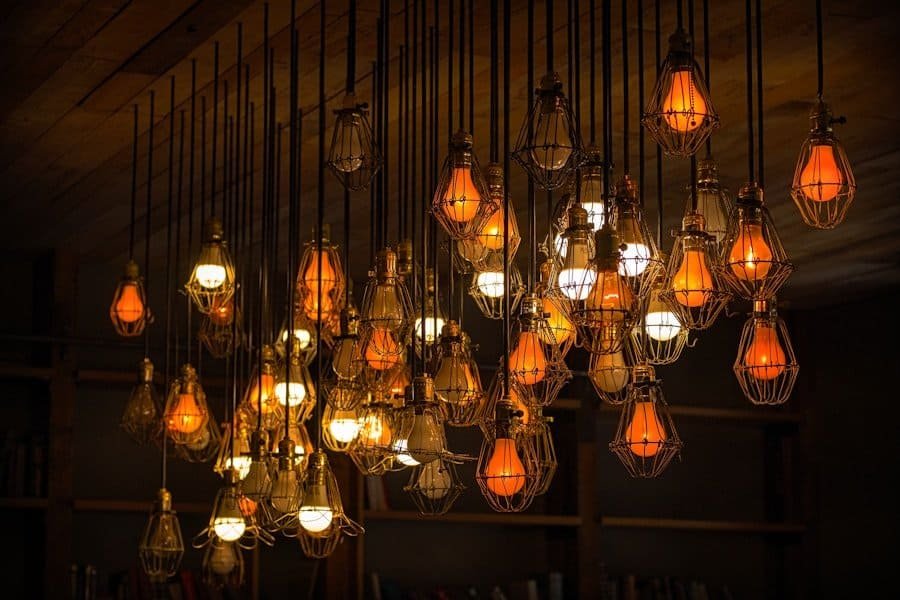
[323,454,362,598]
[576,400,598,598]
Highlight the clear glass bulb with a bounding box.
[328,410,361,443]
[208,541,238,576]
[393,438,419,466]
[415,315,445,343]
[331,337,359,379]
[591,351,629,393]
[241,459,271,499]
[332,116,364,173]
[274,381,306,407]
[407,412,444,464]
[530,100,573,171]
[369,283,403,326]
[434,355,475,405]
[299,483,334,533]
[476,271,505,298]
[417,461,452,500]
[269,469,299,514]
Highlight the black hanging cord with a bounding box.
[448,0,454,136]
[503,0,511,394]
[745,0,755,183]
[528,0,536,288]
[677,0,684,29]
[622,0,630,174]
[144,91,154,359]
[200,96,206,233]
[167,79,177,368]
[316,0,326,448]
[689,0,698,211]
[129,105,138,260]
[468,0,474,133]
[348,0,358,93]
[755,0,764,187]
[815,0,824,98]
[655,0,663,245]
[490,0,498,162]
[458,0,465,129]
[546,0,553,72]
[602,0,611,208]
[211,42,219,217]
[589,0,596,144]
[638,0,645,195]
[702,0,712,156]
[398,44,405,241]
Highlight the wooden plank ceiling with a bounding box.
[1,0,898,309]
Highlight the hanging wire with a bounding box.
[129,105,138,260]
[602,0,611,212]
[689,0,697,210]
[167,79,178,368]
[316,0,326,448]
[144,91,155,359]
[211,42,219,217]
[468,0,474,133]
[398,44,406,241]
[622,0,630,174]
[489,0,498,162]
[638,0,645,195]
[503,0,511,394]
[458,0,465,130]
[702,0,712,156]
[755,0,764,187]
[745,0,755,183]
[815,0,824,97]
[655,0,662,247]
[590,0,596,144]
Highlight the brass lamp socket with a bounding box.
[614,174,639,204]
[207,217,225,241]
[667,28,694,61]
[249,430,269,456]
[124,260,141,279]
[566,204,592,233]
[157,488,173,512]
[450,130,475,165]
[180,363,198,381]
[581,144,605,167]
[809,97,835,134]
[440,320,462,340]
[736,182,764,208]
[138,358,155,383]
[339,306,360,336]
[682,211,708,233]
[520,294,543,317]
[397,239,413,277]
[594,225,622,266]
[538,72,564,96]
[484,162,504,195]
[632,363,656,384]
[261,344,276,364]
[412,375,435,406]
[375,248,398,281]
[696,158,721,186]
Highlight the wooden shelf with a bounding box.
[0,497,49,510]
[363,509,582,528]
[549,397,802,425]
[73,498,210,515]
[601,516,805,535]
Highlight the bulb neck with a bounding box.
[375,248,398,282]
[206,217,225,242]
[696,157,721,187]
[339,306,360,336]
[614,174,640,205]
[138,358,155,383]
[124,260,141,279]
[736,182,765,208]
[397,239,413,278]
[667,28,693,61]
[412,375,435,406]
[156,488,173,512]
[484,162,504,195]
[593,225,622,266]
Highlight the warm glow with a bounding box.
[475,205,509,250]
[245,373,276,413]
[476,271,505,298]
[281,326,312,350]
[510,331,548,386]
[114,283,144,323]
[671,249,714,307]
[591,351,629,393]
[799,144,843,202]
[626,401,667,458]
[388,368,410,398]
[274,380,306,408]
[539,297,575,345]
[484,437,527,496]
[360,413,392,446]
[167,392,204,434]
[509,387,531,426]
[417,461,452,500]
[728,223,773,282]
[434,356,476,404]
[299,506,334,533]
[226,456,252,480]
[644,298,683,342]
[303,293,335,322]
[213,517,245,542]
[619,243,652,277]
[209,298,234,325]
[558,267,597,301]
[586,271,634,318]
[743,321,786,380]
[328,411,361,443]
[393,438,419,466]
[196,264,227,289]
[415,316,446,343]
[364,328,403,370]
[302,250,337,296]
[441,166,482,222]
[662,69,707,133]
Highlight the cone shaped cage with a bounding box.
[432,130,496,240]
[630,267,690,366]
[327,94,382,191]
[475,162,522,257]
[139,488,184,580]
[202,537,245,589]
[110,260,150,337]
[404,458,465,516]
[186,218,237,313]
[357,248,415,375]
[688,157,733,252]
[275,352,317,422]
[610,175,665,301]
[430,321,484,427]
[507,295,572,407]
[239,346,282,428]
[413,268,447,361]
[214,422,252,480]
[392,376,447,467]
[642,28,719,157]
[199,298,243,358]
[588,340,638,406]
[240,431,273,503]
[263,441,303,534]
[469,253,525,320]
[476,400,540,513]
[550,204,598,317]
[295,226,345,328]
[609,365,683,478]
[512,73,582,190]
[297,451,364,558]
[659,212,732,331]
[720,183,794,301]
[163,364,210,445]
[349,397,401,476]
[329,306,363,382]
[275,305,318,365]
[733,300,799,406]
[121,358,163,446]
[522,408,557,496]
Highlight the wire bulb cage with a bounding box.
[296,224,345,328]
[733,299,799,406]
[327,93,382,191]
[414,268,447,360]
[553,146,610,241]
[275,305,318,365]
[475,399,540,513]
[508,295,572,407]
[469,256,525,320]
[297,451,364,559]
[479,369,536,438]
[358,248,415,370]
[432,130,496,240]
[430,321,484,427]
[659,212,732,331]
[642,28,719,157]
[610,175,665,301]
[572,226,638,354]
[240,431,273,503]
[609,365,683,478]
[405,458,465,516]
[280,417,314,475]
[392,376,448,468]
[194,469,274,550]
[522,408,557,496]
[139,488,184,581]
[588,343,636,406]
[720,183,794,301]
[239,345,282,428]
[349,397,400,476]
[201,537,245,590]
[198,297,243,359]
[263,440,303,533]
[687,157,733,252]
[173,409,221,464]
[214,422,252,481]
[110,260,150,337]
[163,364,210,446]
[630,268,689,366]
[121,358,162,445]
[453,236,489,274]
[475,162,522,257]
[330,305,363,381]
[322,402,362,453]
[274,351,317,422]
[512,72,583,190]
[538,287,577,359]
[791,96,856,229]
[551,204,598,318]
[186,217,236,314]
[325,375,367,414]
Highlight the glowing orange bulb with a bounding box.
[246,373,277,414]
[626,401,666,458]
[799,144,843,202]
[662,70,707,133]
[539,297,575,345]
[441,166,482,222]
[484,437,526,496]
[365,328,403,371]
[586,271,635,318]
[671,249,714,307]
[239,496,258,517]
[303,250,337,294]
[510,331,548,386]
[361,414,392,446]
[728,223,773,282]
[743,321,786,380]
[304,293,335,321]
[475,205,507,250]
[167,392,204,434]
[209,298,234,325]
[388,368,411,399]
[114,282,144,323]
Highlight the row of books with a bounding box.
[369,572,565,600]
[72,565,241,600]
[0,429,46,498]
[598,573,734,600]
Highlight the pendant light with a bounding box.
[733,299,799,406]
[588,344,632,405]
[431,320,483,426]
[790,0,855,229]
[202,538,244,589]
[476,396,539,512]
[296,223,345,333]
[121,358,163,445]
[405,457,465,516]
[508,295,571,407]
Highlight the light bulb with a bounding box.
[539,297,575,345]
[616,209,652,277]
[441,166,482,222]
[743,321,786,380]
[530,100,573,171]
[139,490,184,579]
[167,392,205,435]
[476,271,505,298]
[360,412,392,446]
[433,356,476,405]
[241,459,271,499]
[299,482,334,534]
[415,315,445,343]
[558,235,597,300]
[208,542,238,576]
[626,401,667,457]
[244,372,276,413]
[582,202,606,231]
[303,293,335,322]
[799,144,843,202]
[619,243,651,277]
[586,270,635,318]
[212,493,246,542]
[553,231,568,258]
[332,116,364,173]
[662,69,707,133]
[331,337,359,379]
[407,412,444,464]
[209,298,234,325]
[728,222,773,282]
[225,456,252,480]
[417,461,452,500]
[484,437,527,496]
[274,380,306,408]
[369,283,403,324]
[590,351,629,393]
[328,409,361,443]
[510,331,548,386]
[393,438,419,466]
[115,282,145,323]
[475,205,509,250]
[671,246,714,307]
[302,249,337,298]
[282,326,312,350]
[644,296,683,342]
[196,264,227,290]
[269,469,299,514]
[364,327,403,371]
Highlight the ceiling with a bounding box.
[1,0,899,310]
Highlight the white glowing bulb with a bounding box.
[618,243,651,277]
[415,316,445,343]
[274,381,306,407]
[581,202,606,231]
[557,268,597,301]
[591,351,629,393]
[417,461,452,500]
[213,517,245,542]
[329,417,361,443]
[282,327,312,350]
[299,505,334,533]
[196,264,227,289]
[644,308,682,342]
[393,438,419,466]
[476,271,505,299]
[225,456,252,480]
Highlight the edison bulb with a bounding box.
[115,282,145,323]
[590,351,629,393]
[531,101,573,170]
[298,483,334,533]
[644,296,683,342]
[225,456,252,480]
[241,460,271,499]
[743,321,786,380]
[393,438,419,466]
[475,205,509,251]
[269,469,299,514]
[332,117,364,173]
[364,328,403,371]
[728,223,773,282]
[282,327,312,350]
[476,271,505,298]
[558,234,596,300]
[331,337,360,379]
[626,401,667,457]
[662,69,707,133]
[510,331,548,386]
[619,243,651,277]
[274,379,306,408]
[434,356,476,404]
[212,497,246,542]
[196,264,227,290]
[442,166,482,222]
[417,461,452,500]
[369,283,404,325]
[539,297,575,345]
[407,413,444,464]
[799,144,843,202]
[167,392,205,434]
[360,413,392,446]
[586,271,635,317]
[209,298,234,325]
[415,315,445,344]
[208,542,238,576]
[671,246,714,307]
[328,409,361,443]
[484,437,527,496]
